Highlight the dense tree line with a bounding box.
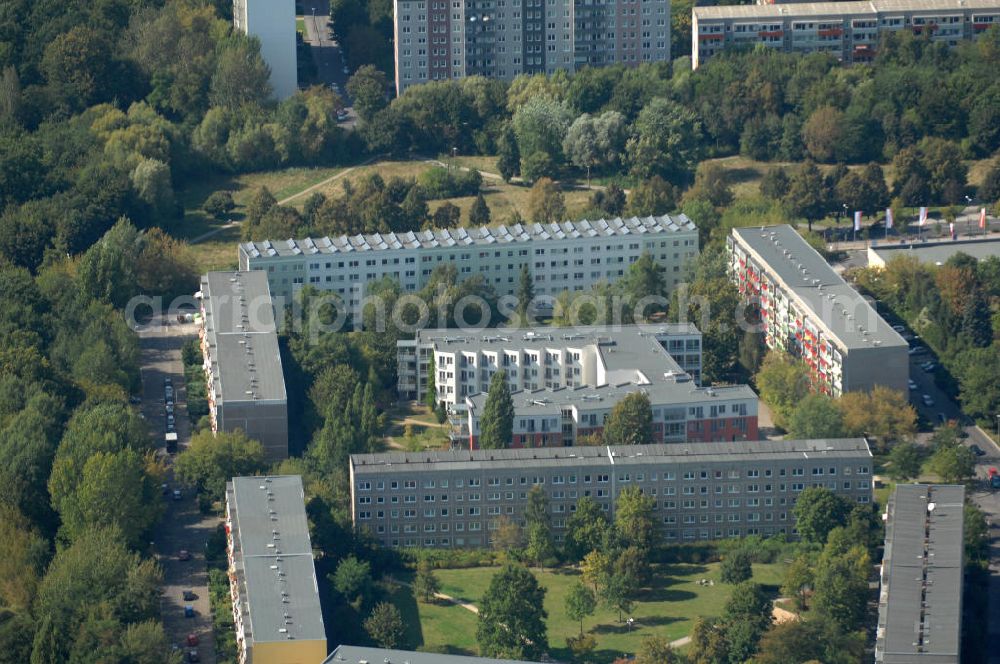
[0,234,180,660]
[851,252,1000,427]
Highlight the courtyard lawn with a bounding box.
[390,561,785,663]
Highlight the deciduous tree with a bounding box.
[364,602,404,648]
[477,564,548,660]
[602,392,653,446]
[792,487,852,545]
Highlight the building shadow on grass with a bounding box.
[387,582,426,650]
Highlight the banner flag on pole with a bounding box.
[950,221,955,238]
[885,208,893,229]
[919,207,928,226]
[854,211,862,231]
[981,207,987,230]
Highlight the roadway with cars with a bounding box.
[302,0,358,128]
[138,315,218,664]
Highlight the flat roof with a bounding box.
[202,271,287,404]
[228,476,325,644]
[230,475,312,557]
[694,0,1000,20]
[466,381,758,415]
[731,226,907,350]
[879,484,964,663]
[241,215,697,258]
[351,438,872,474]
[325,645,540,664]
[871,237,1000,267]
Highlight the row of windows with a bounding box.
[357,479,870,512]
[355,465,869,491]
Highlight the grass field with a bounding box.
[389,561,786,662]
[309,159,595,222]
[382,403,451,451]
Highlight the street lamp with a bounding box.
[451,146,458,169]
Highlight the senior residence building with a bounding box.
[399,324,760,448]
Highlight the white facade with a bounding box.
[239,215,699,306]
[234,0,298,99]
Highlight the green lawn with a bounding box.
[390,561,785,663]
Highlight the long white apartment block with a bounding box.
[692,0,1000,69]
[728,225,908,396]
[238,215,699,306]
[233,0,298,99]
[393,0,670,95]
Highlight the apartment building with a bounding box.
[349,438,874,548]
[398,323,704,403]
[399,324,758,447]
[393,0,670,94]
[728,225,908,396]
[239,215,698,305]
[225,476,327,664]
[876,484,964,663]
[233,0,297,98]
[199,271,289,460]
[692,0,1000,69]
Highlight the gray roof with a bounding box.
[201,271,287,403]
[241,215,697,259]
[694,0,1000,20]
[419,323,696,377]
[871,237,1000,267]
[732,226,907,350]
[325,646,541,664]
[228,476,325,645]
[879,484,964,663]
[230,475,312,557]
[466,381,757,416]
[351,438,872,474]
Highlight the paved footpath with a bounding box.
[139,316,221,663]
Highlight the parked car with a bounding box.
[908,346,925,355]
[923,362,937,373]
[166,403,174,415]
[173,489,183,501]
[164,377,172,386]
[178,550,191,561]
[892,324,905,333]
[343,65,349,75]
[908,379,918,391]
[129,396,141,404]
[187,650,200,663]
[165,385,174,399]
[336,109,349,122]
[186,633,199,647]
[971,444,986,457]
[183,590,197,601]
[184,605,195,618]
[922,394,935,407]
[166,414,175,428]
[162,483,170,496]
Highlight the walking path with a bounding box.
[189,158,377,244]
